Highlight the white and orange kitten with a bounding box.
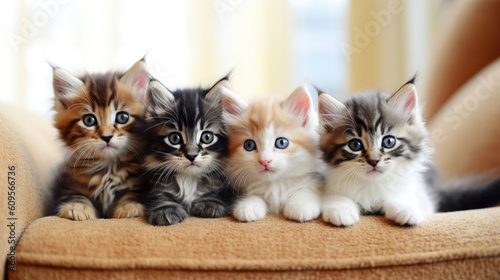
[222,85,324,222]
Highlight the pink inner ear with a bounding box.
[404,93,416,111]
[223,98,240,115]
[54,79,67,95]
[318,102,329,115]
[136,73,148,90]
[293,93,310,127]
[134,73,149,102]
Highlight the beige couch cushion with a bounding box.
[9,210,500,279]
[423,0,500,120]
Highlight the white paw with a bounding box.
[322,206,360,227]
[283,202,320,222]
[384,204,425,226]
[233,198,267,222]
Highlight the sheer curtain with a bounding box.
[1,0,348,114]
[346,0,441,95]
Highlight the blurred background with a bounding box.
[1,0,449,114]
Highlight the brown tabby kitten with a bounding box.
[51,59,149,220]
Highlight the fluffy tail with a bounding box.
[437,176,500,212]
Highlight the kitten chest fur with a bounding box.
[325,167,436,216]
[87,160,133,214]
[175,174,203,204]
[246,174,321,214]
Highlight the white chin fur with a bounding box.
[180,165,206,176]
[178,158,212,176]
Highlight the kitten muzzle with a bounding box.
[185,153,198,162]
[367,159,379,167]
[259,159,272,168]
[101,135,113,143]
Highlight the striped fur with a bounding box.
[223,85,325,223]
[52,59,149,220]
[319,79,500,227]
[318,80,435,226]
[143,78,233,226]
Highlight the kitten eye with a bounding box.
[243,140,256,151]
[275,137,289,149]
[200,131,214,144]
[82,114,97,127]
[167,132,182,146]
[115,112,129,124]
[348,139,364,151]
[382,136,396,148]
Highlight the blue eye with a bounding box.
[243,140,256,151]
[275,138,289,149]
[348,139,364,151]
[167,132,182,146]
[382,136,396,148]
[200,131,214,144]
[82,114,97,127]
[115,112,129,124]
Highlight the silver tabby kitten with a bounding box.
[318,78,500,226]
[143,77,233,226]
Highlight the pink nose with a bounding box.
[259,159,272,167]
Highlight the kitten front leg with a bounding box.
[57,195,98,221]
[383,200,425,226]
[191,194,227,219]
[112,193,145,219]
[322,195,360,226]
[283,188,321,222]
[233,195,268,222]
[145,190,188,226]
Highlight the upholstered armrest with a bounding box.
[0,103,63,277]
[428,58,500,178]
[423,0,500,120]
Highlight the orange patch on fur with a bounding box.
[227,96,317,163]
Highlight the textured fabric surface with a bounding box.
[0,104,63,278]
[8,210,500,279]
[9,258,500,280]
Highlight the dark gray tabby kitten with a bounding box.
[318,78,500,227]
[143,77,233,226]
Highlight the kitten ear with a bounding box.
[52,67,84,110]
[205,76,231,101]
[388,82,418,119]
[146,80,175,110]
[120,59,150,101]
[317,92,348,125]
[220,87,247,117]
[205,76,248,118]
[282,84,313,127]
